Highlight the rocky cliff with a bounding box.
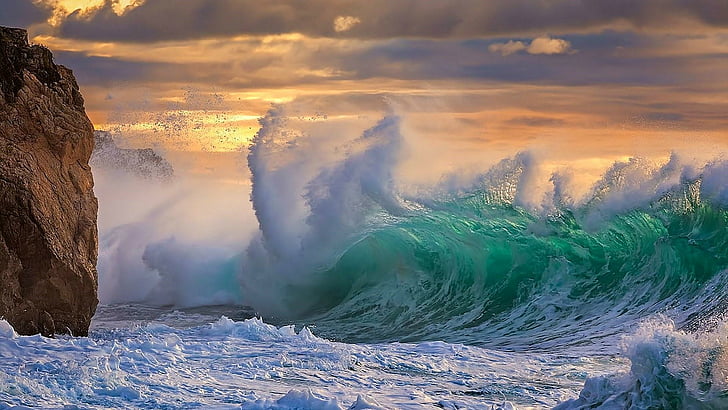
[0,27,98,336]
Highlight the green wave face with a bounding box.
[243,112,728,349]
[288,181,728,350]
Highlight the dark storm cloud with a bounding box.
[56,0,728,43]
[51,32,713,92]
[58,0,342,42]
[0,0,52,28]
[314,37,687,87]
[54,51,174,85]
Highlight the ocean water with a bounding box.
[3,109,728,408]
[0,305,616,409]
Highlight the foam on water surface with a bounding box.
[6,310,728,409]
[0,309,620,409]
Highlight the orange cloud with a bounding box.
[527,36,573,55]
[334,15,360,33]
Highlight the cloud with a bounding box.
[488,40,526,56]
[526,36,573,54]
[47,0,728,43]
[334,15,360,32]
[55,0,341,42]
[45,31,720,90]
[0,0,53,28]
[490,36,573,56]
[53,50,163,85]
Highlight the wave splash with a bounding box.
[558,317,728,409]
[239,107,728,349]
[94,106,728,350]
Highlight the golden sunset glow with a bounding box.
[45,0,143,17]
[1,0,723,178]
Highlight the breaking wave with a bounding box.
[240,108,728,351]
[94,107,728,352]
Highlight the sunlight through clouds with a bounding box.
[41,0,144,23]
[57,0,143,14]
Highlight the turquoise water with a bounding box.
[272,166,728,353]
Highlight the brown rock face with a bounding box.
[0,27,98,336]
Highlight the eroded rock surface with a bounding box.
[0,27,98,336]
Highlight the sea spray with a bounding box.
[243,107,406,316]
[557,316,728,409]
[93,142,255,306]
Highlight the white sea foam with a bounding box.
[0,313,602,409]
[243,107,406,316]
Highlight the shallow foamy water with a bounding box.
[0,305,624,409]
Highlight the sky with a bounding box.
[2,0,727,179]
